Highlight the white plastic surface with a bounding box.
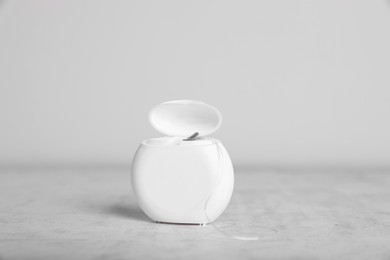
[148,100,222,138]
[131,138,234,224]
[132,100,233,224]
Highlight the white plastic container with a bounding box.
[131,100,234,224]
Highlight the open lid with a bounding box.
[148,100,222,137]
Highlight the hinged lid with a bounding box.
[148,100,222,137]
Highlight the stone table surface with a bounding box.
[0,166,390,260]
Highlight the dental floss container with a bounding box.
[131,100,234,224]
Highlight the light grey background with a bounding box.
[1,0,390,168]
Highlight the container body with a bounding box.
[131,137,234,224]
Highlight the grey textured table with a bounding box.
[1,166,390,260]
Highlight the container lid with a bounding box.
[148,100,222,137]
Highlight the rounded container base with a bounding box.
[155,221,208,226]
